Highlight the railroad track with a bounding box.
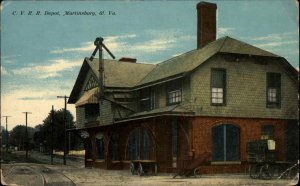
[2,164,77,186]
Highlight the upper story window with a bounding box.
[167,80,182,105]
[139,88,154,112]
[211,68,226,106]
[266,73,281,108]
[85,103,99,118]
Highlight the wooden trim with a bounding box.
[211,161,241,165]
[95,159,105,163]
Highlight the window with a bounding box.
[127,128,152,160]
[212,124,240,161]
[85,138,93,159]
[139,88,154,112]
[85,104,99,118]
[211,69,226,105]
[111,133,119,161]
[171,121,178,158]
[95,133,105,159]
[261,125,274,139]
[267,73,281,108]
[167,80,182,105]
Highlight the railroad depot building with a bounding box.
[68,2,299,173]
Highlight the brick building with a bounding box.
[68,2,298,173]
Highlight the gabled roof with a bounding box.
[138,36,279,86]
[68,58,155,103]
[69,36,295,104]
[86,58,156,88]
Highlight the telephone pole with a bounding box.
[2,116,11,152]
[57,95,69,165]
[22,112,31,159]
[51,105,54,165]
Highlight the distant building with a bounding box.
[68,2,298,173]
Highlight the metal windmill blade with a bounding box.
[89,37,115,102]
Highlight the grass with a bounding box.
[1,150,44,164]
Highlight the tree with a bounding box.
[1,127,9,148]
[33,109,81,153]
[9,125,35,150]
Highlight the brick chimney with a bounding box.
[118,57,137,63]
[197,2,217,48]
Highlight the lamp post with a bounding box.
[2,116,11,152]
[57,95,69,165]
[22,112,31,159]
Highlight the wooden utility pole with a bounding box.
[57,95,69,165]
[2,116,11,152]
[51,105,54,165]
[22,112,31,159]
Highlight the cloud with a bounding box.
[131,34,194,54]
[49,31,194,61]
[12,58,82,79]
[50,34,137,54]
[107,31,194,55]
[252,32,296,41]
[251,32,298,51]
[1,55,19,64]
[254,40,298,48]
[1,88,76,129]
[131,38,177,53]
[218,27,235,37]
[50,42,95,54]
[1,66,8,75]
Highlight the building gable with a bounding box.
[189,53,298,120]
[84,74,98,91]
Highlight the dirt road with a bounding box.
[0,151,295,186]
[1,163,294,186]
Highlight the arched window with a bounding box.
[85,138,93,159]
[111,132,119,161]
[212,124,240,161]
[127,128,152,160]
[96,133,105,159]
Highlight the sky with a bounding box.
[1,0,299,130]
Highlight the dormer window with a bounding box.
[139,88,154,112]
[167,80,182,105]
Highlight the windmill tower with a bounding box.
[89,37,115,101]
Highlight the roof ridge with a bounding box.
[218,36,279,57]
[156,49,198,66]
[136,49,200,86]
[217,36,229,52]
[86,57,157,66]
